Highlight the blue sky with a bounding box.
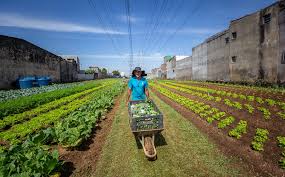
[0,0,275,73]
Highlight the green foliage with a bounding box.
[0,80,103,118]
[101,68,108,75]
[239,94,247,100]
[280,157,285,169]
[0,85,106,129]
[55,83,124,147]
[265,99,276,106]
[0,95,92,143]
[85,68,95,74]
[251,128,269,151]
[258,107,271,120]
[0,136,61,177]
[255,97,264,104]
[112,70,120,76]
[244,104,254,114]
[130,101,159,118]
[277,112,285,120]
[228,120,247,139]
[215,97,222,102]
[0,82,82,102]
[247,96,255,102]
[277,136,285,148]
[0,80,119,144]
[150,83,226,126]
[224,99,242,110]
[280,103,285,111]
[232,93,239,99]
[218,116,235,129]
[206,117,215,123]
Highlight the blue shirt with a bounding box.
[128,77,148,101]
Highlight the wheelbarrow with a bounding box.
[128,100,164,160]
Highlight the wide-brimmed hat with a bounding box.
[134,67,142,72]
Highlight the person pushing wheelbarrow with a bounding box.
[126,67,164,160]
[126,67,149,104]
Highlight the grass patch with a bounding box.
[94,91,248,177]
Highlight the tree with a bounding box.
[101,68,107,76]
[85,69,94,74]
[112,70,120,76]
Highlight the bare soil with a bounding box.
[151,87,285,177]
[57,92,124,177]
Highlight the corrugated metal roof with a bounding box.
[176,55,190,61]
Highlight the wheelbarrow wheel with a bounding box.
[144,136,155,156]
[138,134,157,160]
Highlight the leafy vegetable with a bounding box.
[258,107,271,120]
[0,82,84,102]
[277,136,285,148]
[218,116,235,129]
[0,135,61,177]
[0,80,106,118]
[251,128,269,151]
[228,120,247,139]
[130,101,159,118]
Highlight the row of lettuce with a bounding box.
[0,81,85,102]
[150,82,285,169]
[180,80,285,95]
[161,81,285,120]
[0,79,125,177]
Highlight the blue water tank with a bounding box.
[19,76,35,89]
[37,76,50,86]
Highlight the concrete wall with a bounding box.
[206,30,230,81]
[77,73,94,81]
[192,42,207,80]
[176,56,192,80]
[160,63,167,79]
[166,58,176,79]
[0,35,78,89]
[228,2,284,83]
[60,60,78,82]
[278,3,285,83]
[259,3,280,83]
[228,12,261,83]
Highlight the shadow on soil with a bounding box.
[75,125,102,151]
[60,161,75,177]
[134,133,167,149]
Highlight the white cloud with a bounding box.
[74,53,163,61]
[118,15,141,23]
[0,13,126,35]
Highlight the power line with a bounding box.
[125,0,133,74]
[88,0,122,56]
[156,0,203,54]
[141,0,169,55]
[146,0,186,54]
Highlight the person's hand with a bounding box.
[146,97,151,102]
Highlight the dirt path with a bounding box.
[93,91,251,177]
[58,91,125,177]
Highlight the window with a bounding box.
[225,37,229,44]
[232,56,237,63]
[282,51,285,64]
[232,32,237,40]
[263,14,271,24]
[260,25,265,43]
